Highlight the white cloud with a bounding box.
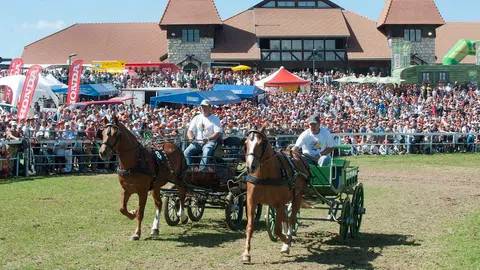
[21,20,66,30]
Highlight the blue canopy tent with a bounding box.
[52,83,119,96]
[150,90,241,107]
[212,84,264,99]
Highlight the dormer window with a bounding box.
[182,29,200,43]
[298,1,316,8]
[277,1,295,7]
[263,1,275,7]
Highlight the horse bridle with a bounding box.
[246,130,271,162]
[101,124,122,151]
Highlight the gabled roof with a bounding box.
[254,8,350,38]
[22,23,167,64]
[377,0,445,31]
[159,0,222,26]
[211,10,260,60]
[343,10,390,60]
[436,22,480,64]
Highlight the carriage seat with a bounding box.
[309,158,350,190]
[213,136,241,164]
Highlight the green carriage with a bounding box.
[265,145,366,243]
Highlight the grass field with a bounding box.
[1,154,479,269]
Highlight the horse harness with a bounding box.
[103,123,184,190]
[245,130,309,189]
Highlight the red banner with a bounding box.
[67,59,84,106]
[4,58,24,104]
[17,65,43,120]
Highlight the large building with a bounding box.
[21,0,480,74]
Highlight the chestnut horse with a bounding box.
[242,126,310,263]
[99,115,187,240]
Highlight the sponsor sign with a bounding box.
[17,65,43,120]
[4,58,23,104]
[91,61,126,70]
[67,59,84,106]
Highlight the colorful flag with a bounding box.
[4,58,24,104]
[67,59,84,106]
[17,65,43,120]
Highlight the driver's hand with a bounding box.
[202,138,209,143]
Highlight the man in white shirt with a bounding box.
[184,100,223,169]
[292,115,336,166]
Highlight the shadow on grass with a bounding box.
[270,231,419,269]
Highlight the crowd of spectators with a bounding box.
[1,67,479,176]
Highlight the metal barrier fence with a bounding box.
[0,130,477,179]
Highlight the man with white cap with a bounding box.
[292,115,336,166]
[184,99,223,170]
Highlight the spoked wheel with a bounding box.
[265,204,301,242]
[350,183,365,238]
[245,203,263,222]
[163,196,180,226]
[339,197,351,244]
[187,197,205,222]
[225,194,244,230]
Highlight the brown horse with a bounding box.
[99,115,187,240]
[242,125,310,263]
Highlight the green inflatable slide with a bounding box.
[443,39,479,65]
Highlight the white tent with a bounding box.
[0,75,60,108]
[255,69,281,90]
[44,74,68,90]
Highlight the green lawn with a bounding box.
[0,154,479,269]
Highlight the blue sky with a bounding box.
[1,0,479,59]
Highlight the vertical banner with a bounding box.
[17,65,43,120]
[4,58,24,104]
[391,40,411,73]
[67,59,84,106]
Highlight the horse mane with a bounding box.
[116,122,140,147]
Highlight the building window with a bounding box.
[292,40,302,50]
[318,1,331,8]
[281,40,292,50]
[182,29,200,42]
[270,52,281,61]
[282,52,292,61]
[314,40,324,50]
[404,29,422,42]
[298,1,316,8]
[438,72,449,82]
[326,52,336,61]
[303,40,313,50]
[313,51,324,61]
[292,52,302,61]
[270,40,280,50]
[421,72,431,82]
[277,1,295,7]
[325,40,335,50]
[263,1,275,7]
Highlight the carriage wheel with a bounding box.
[163,196,180,226]
[187,197,205,222]
[265,204,300,242]
[225,194,244,230]
[245,203,263,222]
[339,197,351,243]
[350,183,365,238]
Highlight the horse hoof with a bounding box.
[130,236,140,241]
[241,254,251,264]
[280,243,291,255]
[181,216,189,224]
[150,229,159,236]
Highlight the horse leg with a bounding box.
[176,185,188,224]
[131,191,148,241]
[287,193,303,247]
[241,197,256,263]
[274,206,291,255]
[150,188,162,236]
[119,188,136,220]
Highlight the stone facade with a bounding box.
[391,37,436,65]
[167,37,214,67]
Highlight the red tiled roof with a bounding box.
[254,8,350,38]
[211,10,260,60]
[21,23,167,64]
[159,0,222,26]
[343,10,391,60]
[436,22,480,64]
[377,0,445,30]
